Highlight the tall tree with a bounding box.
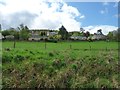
[84,31,90,38]
[18,24,29,40]
[2,30,11,37]
[80,27,85,33]
[107,29,119,41]
[107,31,113,40]
[97,29,103,35]
[58,25,68,40]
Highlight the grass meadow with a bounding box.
[1,41,119,88]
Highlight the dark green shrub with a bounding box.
[4,48,11,51]
[49,52,54,57]
[14,55,25,62]
[71,64,78,71]
[29,51,34,55]
[61,61,66,67]
[2,54,13,63]
[47,39,58,43]
[25,55,30,59]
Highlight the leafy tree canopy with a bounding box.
[58,25,68,40]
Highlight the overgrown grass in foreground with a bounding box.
[2,41,119,88]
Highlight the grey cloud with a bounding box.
[1,11,38,30]
[0,1,6,6]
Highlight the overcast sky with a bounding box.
[0,0,119,35]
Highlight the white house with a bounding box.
[5,35,14,40]
[28,29,58,41]
[70,36,87,40]
[92,34,106,40]
[28,35,47,41]
[47,31,58,36]
[0,33,4,40]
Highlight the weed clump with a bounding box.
[52,59,66,69]
[72,64,78,70]
[14,55,25,62]
[29,51,34,55]
[2,54,13,63]
[49,52,54,57]
[4,48,11,51]
[32,61,46,72]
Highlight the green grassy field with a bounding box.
[1,41,119,88]
[2,41,118,50]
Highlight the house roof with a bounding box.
[29,29,50,32]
